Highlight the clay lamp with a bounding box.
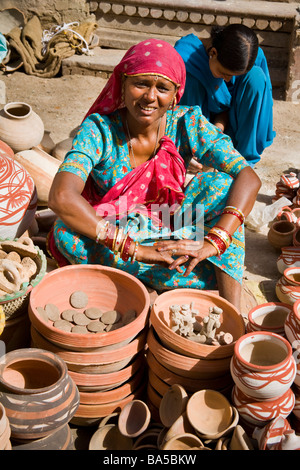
[159,384,188,428]
[118,399,151,438]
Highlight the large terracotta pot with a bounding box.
[277,246,300,274]
[11,424,74,450]
[14,147,60,206]
[284,298,300,346]
[247,302,292,336]
[0,146,37,239]
[150,288,245,360]
[28,265,150,351]
[230,331,296,400]
[0,348,80,440]
[0,102,44,152]
[232,385,295,428]
[268,220,296,250]
[276,267,300,305]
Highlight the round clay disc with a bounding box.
[61,309,77,322]
[101,310,121,325]
[105,321,123,331]
[45,303,61,322]
[53,319,73,332]
[73,312,90,326]
[69,290,89,309]
[87,320,106,333]
[37,306,49,323]
[72,325,89,334]
[84,307,103,320]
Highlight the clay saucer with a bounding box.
[162,412,194,446]
[89,424,133,450]
[159,384,188,428]
[118,399,151,438]
[161,433,204,450]
[186,389,233,438]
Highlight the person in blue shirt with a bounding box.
[174,24,275,167]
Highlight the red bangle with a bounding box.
[120,235,133,262]
[204,233,227,256]
[105,224,116,250]
[222,209,244,224]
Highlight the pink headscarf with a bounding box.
[84,39,186,118]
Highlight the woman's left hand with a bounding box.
[154,239,218,276]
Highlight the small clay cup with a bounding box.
[118,400,151,438]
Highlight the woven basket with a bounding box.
[0,240,47,321]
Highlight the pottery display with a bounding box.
[11,424,74,450]
[150,288,245,360]
[276,267,300,305]
[0,348,80,440]
[247,302,292,336]
[268,220,296,250]
[232,385,295,428]
[252,416,292,450]
[118,399,151,438]
[0,146,37,240]
[277,246,300,274]
[14,147,60,206]
[161,432,204,450]
[230,331,296,400]
[0,102,44,152]
[159,384,188,428]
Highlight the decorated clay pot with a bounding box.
[14,147,60,206]
[276,267,300,305]
[284,298,300,346]
[11,424,74,450]
[0,403,11,450]
[0,146,37,239]
[277,246,300,274]
[294,228,300,247]
[273,430,300,450]
[0,102,44,152]
[268,220,296,250]
[0,348,80,440]
[230,331,296,400]
[247,302,292,336]
[232,385,295,428]
[252,416,292,450]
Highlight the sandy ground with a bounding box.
[1,71,300,306]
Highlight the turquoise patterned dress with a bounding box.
[53,105,249,291]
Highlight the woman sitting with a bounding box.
[48,39,261,310]
[174,24,276,167]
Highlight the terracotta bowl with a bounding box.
[148,368,170,397]
[159,384,188,428]
[89,424,133,450]
[186,389,233,438]
[150,288,245,359]
[161,433,204,450]
[118,399,151,438]
[146,350,234,394]
[28,265,150,350]
[147,326,231,380]
[247,302,292,335]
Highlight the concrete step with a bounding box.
[62,47,126,77]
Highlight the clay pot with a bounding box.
[147,326,231,380]
[0,348,80,440]
[118,399,151,438]
[277,246,300,274]
[292,391,300,421]
[230,331,296,400]
[161,433,204,450]
[252,416,292,450]
[247,302,292,336]
[159,384,188,428]
[0,148,37,239]
[150,288,245,360]
[0,403,11,450]
[148,368,169,397]
[89,424,133,450]
[294,228,300,247]
[11,424,74,450]
[276,266,300,305]
[284,298,300,346]
[186,389,235,439]
[28,265,150,351]
[0,102,44,152]
[229,424,254,450]
[52,137,73,161]
[232,385,295,428]
[160,412,194,448]
[273,430,300,450]
[14,147,60,206]
[146,349,234,394]
[268,220,296,250]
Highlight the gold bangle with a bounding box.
[131,242,139,264]
[96,220,109,243]
[114,228,124,254]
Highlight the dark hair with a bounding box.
[210,24,259,73]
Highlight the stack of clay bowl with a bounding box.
[28,264,150,426]
[0,236,47,352]
[230,331,297,434]
[147,288,245,416]
[0,348,79,450]
[246,301,293,337]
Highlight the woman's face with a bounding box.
[208,48,244,82]
[123,74,177,124]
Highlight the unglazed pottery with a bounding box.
[247,302,292,336]
[150,288,245,360]
[276,266,300,305]
[28,265,150,350]
[229,424,255,450]
[159,384,188,428]
[161,433,204,450]
[0,348,79,440]
[147,326,231,380]
[11,424,74,450]
[252,416,292,450]
[268,220,296,250]
[161,412,194,447]
[89,424,133,450]
[0,403,11,451]
[230,331,296,400]
[118,399,151,438]
[186,389,233,438]
[277,246,300,274]
[232,385,295,428]
[0,147,37,239]
[0,102,44,152]
[14,147,60,206]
